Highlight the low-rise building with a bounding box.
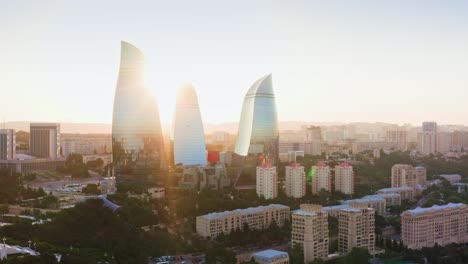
[338,207,376,254]
[292,204,329,263]
[252,249,289,264]
[342,196,386,215]
[376,186,415,201]
[401,203,468,249]
[196,204,290,238]
[440,174,462,184]
[364,193,401,207]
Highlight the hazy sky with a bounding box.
[1,0,467,125]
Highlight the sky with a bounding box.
[1,0,468,126]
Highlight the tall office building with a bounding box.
[401,203,468,249]
[0,129,15,160]
[235,74,279,165]
[391,164,417,188]
[417,121,437,155]
[173,83,207,166]
[311,162,331,195]
[112,41,166,186]
[338,207,376,254]
[30,123,61,159]
[256,163,278,199]
[292,204,329,263]
[285,163,306,198]
[335,162,354,195]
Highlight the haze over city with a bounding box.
[2,0,468,125]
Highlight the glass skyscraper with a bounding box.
[173,83,207,166]
[235,74,279,165]
[112,41,166,186]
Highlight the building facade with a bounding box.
[338,207,376,254]
[415,166,427,186]
[196,204,290,238]
[386,128,408,151]
[292,204,329,263]
[311,163,331,195]
[401,203,468,249]
[391,164,417,188]
[285,163,306,198]
[112,41,166,186]
[173,83,207,166]
[30,123,60,159]
[0,129,15,160]
[235,74,279,166]
[335,162,354,195]
[342,196,386,215]
[376,186,415,201]
[417,121,437,155]
[256,164,278,199]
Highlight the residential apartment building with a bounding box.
[30,123,61,159]
[61,134,112,157]
[335,162,354,195]
[256,164,278,199]
[364,193,401,207]
[417,121,437,155]
[196,204,290,238]
[292,204,329,263]
[342,196,386,215]
[415,166,427,186]
[440,174,462,184]
[285,163,306,198]
[0,129,15,160]
[401,203,468,249]
[377,186,415,201]
[391,164,417,188]
[311,162,331,195]
[338,207,376,254]
[386,129,408,151]
[437,132,453,153]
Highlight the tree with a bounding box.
[337,247,370,264]
[82,184,101,195]
[289,242,304,264]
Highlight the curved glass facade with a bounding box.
[173,83,207,165]
[235,74,279,165]
[112,41,166,185]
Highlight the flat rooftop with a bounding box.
[252,249,288,260]
[404,203,467,216]
[199,204,289,220]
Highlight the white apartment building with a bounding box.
[338,207,376,254]
[292,204,329,263]
[196,204,290,238]
[285,163,306,198]
[401,203,468,249]
[0,129,15,160]
[311,163,331,195]
[256,164,278,199]
[342,196,386,215]
[335,162,354,195]
[417,121,437,155]
[376,186,415,201]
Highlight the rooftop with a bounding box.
[252,249,288,260]
[199,204,289,220]
[322,204,350,211]
[364,193,400,199]
[404,203,467,216]
[377,186,414,192]
[343,196,385,204]
[292,209,317,216]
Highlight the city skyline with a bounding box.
[2,1,468,125]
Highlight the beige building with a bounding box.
[401,203,468,249]
[338,207,376,254]
[285,163,306,198]
[386,129,408,151]
[252,249,289,264]
[377,186,415,201]
[335,162,354,195]
[417,121,437,155]
[0,129,15,160]
[415,166,427,186]
[342,196,386,215]
[391,164,417,188]
[256,164,278,199]
[311,162,331,195]
[364,193,401,206]
[292,204,329,263]
[196,204,290,238]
